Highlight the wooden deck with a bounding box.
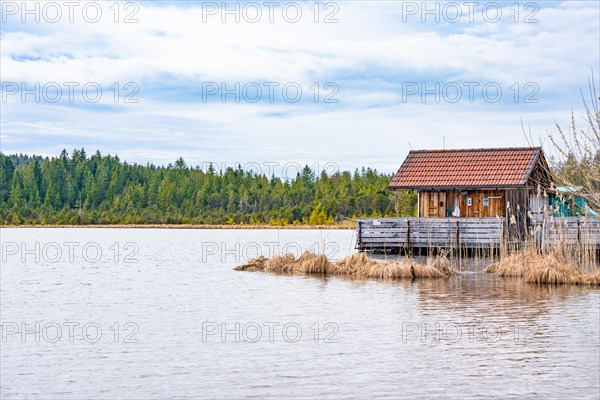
[356,217,503,253]
[540,217,600,247]
[356,217,600,253]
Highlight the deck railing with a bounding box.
[355,216,600,252]
[355,217,503,252]
[539,217,600,247]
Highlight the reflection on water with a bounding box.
[1,228,599,400]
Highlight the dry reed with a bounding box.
[235,251,459,280]
[485,249,600,286]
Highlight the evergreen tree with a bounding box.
[0,149,417,225]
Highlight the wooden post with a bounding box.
[357,221,362,251]
[541,216,546,252]
[406,219,411,255]
[454,220,459,254]
[504,215,509,246]
[577,218,581,245]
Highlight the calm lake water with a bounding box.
[1,228,599,399]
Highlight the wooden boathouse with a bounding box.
[388,147,552,220]
[355,147,600,253]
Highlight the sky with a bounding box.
[1,0,599,174]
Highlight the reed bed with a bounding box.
[485,249,600,286]
[235,251,459,280]
[484,213,600,286]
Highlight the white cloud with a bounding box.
[1,0,598,171]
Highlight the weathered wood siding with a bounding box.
[418,190,505,218]
[528,192,550,224]
[529,192,550,214]
[541,217,600,247]
[504,188,530,239]
[418,191,447,217]
[356,217,504,251]
[461,190,504,218]
[504,188,530,216]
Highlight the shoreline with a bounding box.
[1,223,355,230]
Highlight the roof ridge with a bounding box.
[409,146,541,153]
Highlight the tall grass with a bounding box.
[238,215,599,285]
[485,247,600,286]
[235,251,459,280]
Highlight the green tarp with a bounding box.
[551,186,599,217]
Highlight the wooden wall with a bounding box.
[504,189,530,217]
[419,190,505,218]
[418,191,446,217]
[504,188,530,240]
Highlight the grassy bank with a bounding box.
[485,250,600,285]
[236,245,599,286]
[236,251,459,280]
[1,222,355,229]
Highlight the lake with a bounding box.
[1,228,599,399]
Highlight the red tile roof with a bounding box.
[388,147,545,190]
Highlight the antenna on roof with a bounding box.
[408,141,413,150]
[443,136,445,150]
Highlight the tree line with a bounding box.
[0,149,417,225]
